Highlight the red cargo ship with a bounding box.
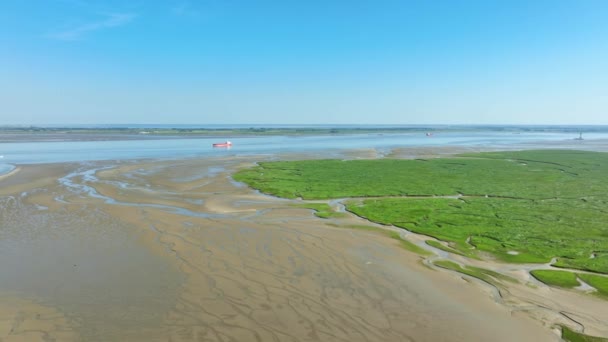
[212,141,232,147]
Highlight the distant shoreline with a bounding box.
[1,125,606,143]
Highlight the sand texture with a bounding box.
[1,153,604,341]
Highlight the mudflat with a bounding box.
[0,152,594,341]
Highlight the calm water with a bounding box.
[0,131,606,172]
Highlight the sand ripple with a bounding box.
[0,156,580,341]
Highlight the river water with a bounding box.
[0,131,606,171]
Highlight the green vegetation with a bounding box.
[530,270,580,288]
[433,260,517,284]
[325,223,379,232]
[234,150,608,199]
[561,325,608,342]
[235,150,608,275]
[347,196,607,266]
[291,203,347,219]
[578,274,608,299]
[388,232,433,256]
[529,270,608,298]
[425,240,474,258]
[467,265,518,283]
[324,223,433,256]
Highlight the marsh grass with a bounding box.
[530,270,608,299]
[324,223,433,256]
[433,260,517,284]
[325,223,379,232]
[577,274,608,299]
[235,150,608,275]
[388,232,433,256]
[561,325,608,342]
[425,240,474,258]
[530,270,579,288]
[291,203,348,219]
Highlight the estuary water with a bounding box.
[0,131,605,171]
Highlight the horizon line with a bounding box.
[2,124,608,128]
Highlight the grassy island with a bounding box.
[234,150,608,275]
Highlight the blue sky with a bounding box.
[1,0,607,125]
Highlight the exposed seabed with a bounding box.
[1,144,607,341]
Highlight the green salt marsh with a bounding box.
[561,325,608,342]
[234,150,608,275]
[531,270,608,299]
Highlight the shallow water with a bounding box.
[1,131,605,165]
[0,163,15,175]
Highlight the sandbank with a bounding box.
[1,149,605,340]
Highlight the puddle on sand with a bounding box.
[0,197,183,340]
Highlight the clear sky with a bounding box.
[1,0,607,125]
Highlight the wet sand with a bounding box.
[0,151,604,341]
[0,167,20,183]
